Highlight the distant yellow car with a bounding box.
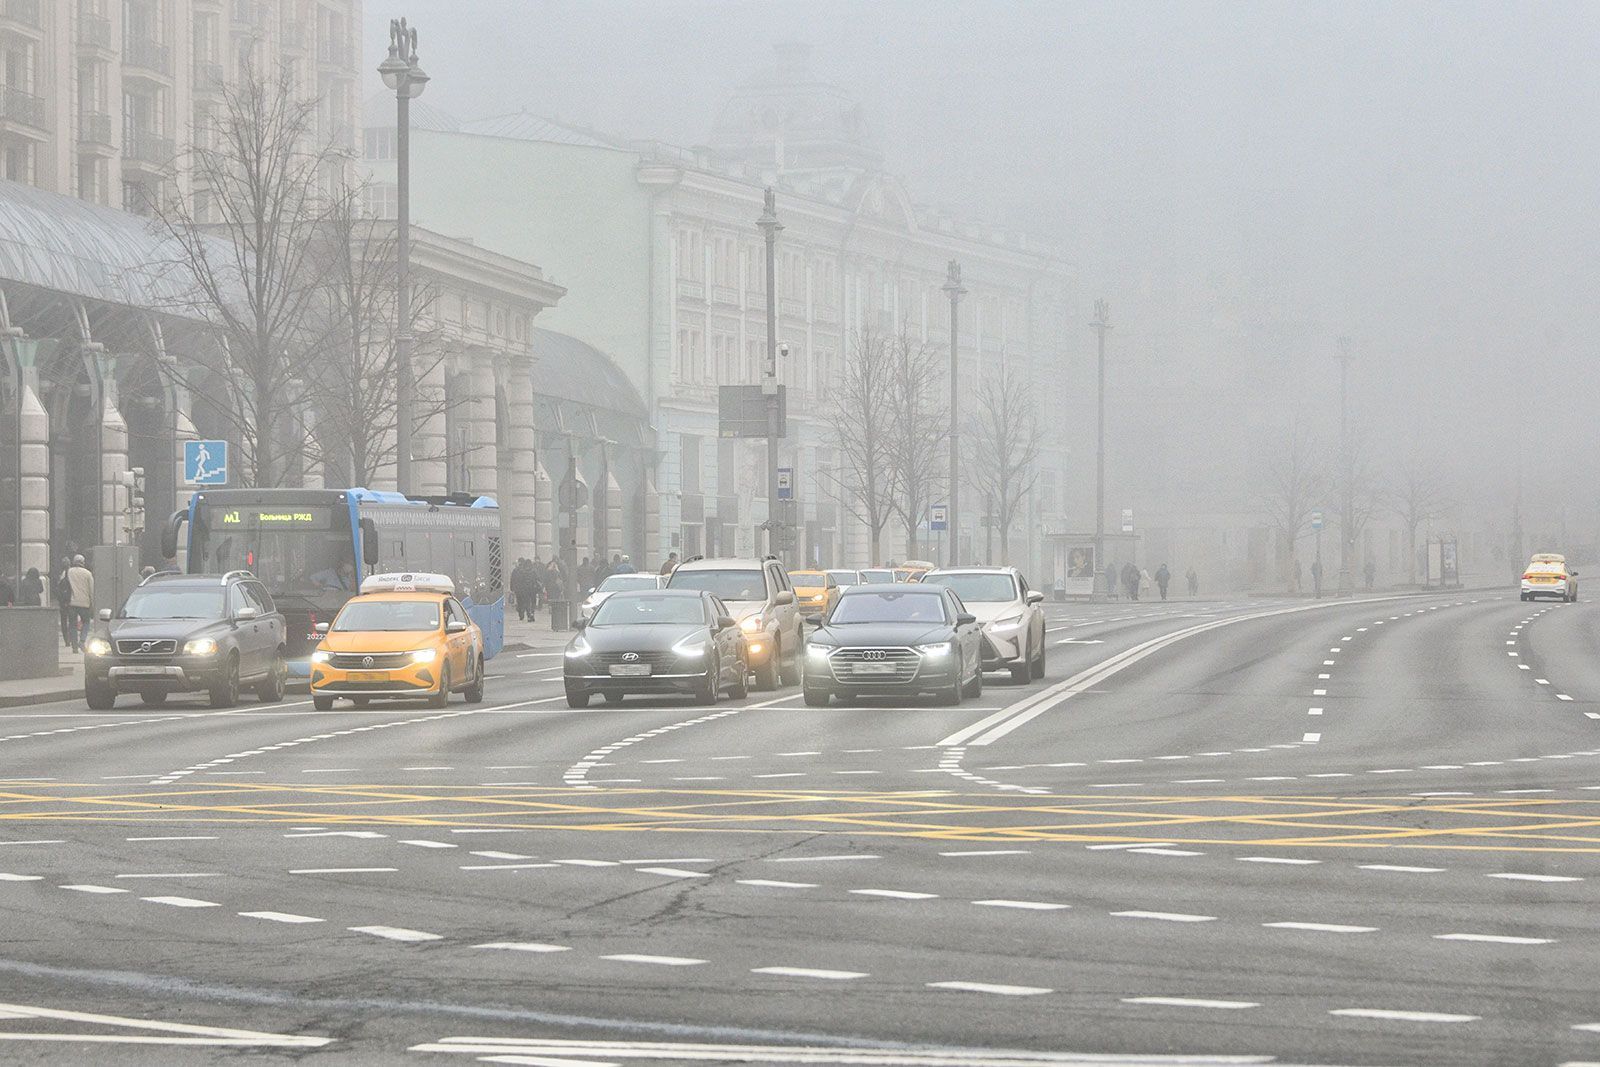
[786,569,840,618]
[1522,555,1578,602]
[309,572,486,709]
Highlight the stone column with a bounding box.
[98,356,129,548]
[412,346,449,495]
[604,469,622,563]
[643,471,661,568]
[17,367,49,577]
[534,457,553,559]
[502,353,538,561]
[465,349,497,500]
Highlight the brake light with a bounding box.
[305,612,320,641]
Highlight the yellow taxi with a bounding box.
[786,568,840,618]
[1521,554,1578,603]
[309,572,486,709]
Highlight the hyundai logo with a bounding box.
[863,649,887,660]
[622,652,639,662]
[362,655,374,668]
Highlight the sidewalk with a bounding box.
[0,647,83,709]
[501,611,580,655]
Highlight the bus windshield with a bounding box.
[191,504,355,604]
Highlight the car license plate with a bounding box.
[348,671,389,682]
[854,663,897,675]
[120,665,165,676]
[609,664,651,677]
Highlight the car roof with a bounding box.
[346,591,450,602]
[140,572,244,587]
[606,588,708,598]
[842,582,944,594]
[673,557,771,570]
[924,567,1019,575]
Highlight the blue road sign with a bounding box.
[930,504,948,532]
[1311,511,1324,531]
[777,467,793,501]
[184,440,228,485]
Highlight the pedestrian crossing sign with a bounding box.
[184,440,228,485]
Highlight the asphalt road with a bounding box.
[3,590,1600,1066]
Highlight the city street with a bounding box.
[2,590,1599,1064]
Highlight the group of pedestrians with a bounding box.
[1104,561,1198,601]
[4,553,97,652]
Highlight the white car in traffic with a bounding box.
[578,573,666,623]
[920,566,1047,683]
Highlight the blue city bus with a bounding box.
[163,488,504,677]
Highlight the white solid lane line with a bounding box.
[1123,997,1258,1010]
[240,911,323,924]
[751,967,867,980]
[349,925,442,942]
[1330,1008,1478,1023]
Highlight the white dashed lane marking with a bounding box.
[1124,996,1258,1010]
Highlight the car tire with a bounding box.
[464,656,485,704]
[1010,638,1031,684]
[1032,637,1046,680]
[85,680,116,710]
[312,695,334,711]
[755,646,779,691]
[695,656,719,705]
[565,685,590,709]
[779,631,802,686]
[428,662,451,708]
[208,654,239,709]
[1520,593,1529,601]
[802,685,830,706]
[255,648,286,702]
[935,676,962,707]
[140,691,167,707]
[965,660,985,698]
[729,659,749,699]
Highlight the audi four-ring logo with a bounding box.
[863,649,887,660]
[622,652,639,661]
[362,655,374,668]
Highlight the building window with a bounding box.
[675,228,702,282]
[677,326,704,383]
[361,181,397,219]
[363,127,394,160]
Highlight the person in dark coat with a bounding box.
[18,567,43,606]
[613,554,635,574]
[1155,563,1171,601]
[510,559,538,621]
[1104,564,1118,600]
[1121,561,1141,601]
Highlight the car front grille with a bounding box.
[326,652,414,670]
[317,680,425,692]
[828,647,921,683]
[589,651,679,670]
[115,639,178,656]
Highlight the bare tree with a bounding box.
[884,328,947,560]
[1255,422,1330,590]
[966,361,1043,565]
[154,60,340,486]
[1386,455,1454,584]
[821,325,901,564]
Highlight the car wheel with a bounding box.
[312,695,334,711]
[428,662,451,708]
[779,631,802,686]
[965,658,985,697]
[565,685,590,709]
[728,658,749,699]
[85,680,116,710]
[464,656,485,703]
[935,676,962,707]
[140,691,167,707]
[208,654,239,709]
[255,648,286,702]
[802,685,830,706]
[1520,593,1529,601]
[1010,637,1031,684]
[755,646,779,691]
[695,655,719,704]
[1032,637,1046,680]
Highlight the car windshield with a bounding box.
[332,600,440,632]
[826,571,858,584]
[120,587,226,620]
[591,594,705,626]
[788,571,826,588]
[922,572,1018,603]
[596,574,657,593]
[830,591,949,625]
[859,569,895,583]
[668,568,766,601]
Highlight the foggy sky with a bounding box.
[363,0,1600,535]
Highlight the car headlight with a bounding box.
[410,648,437,664]
[673,635,708,658]
[183,638,218,656]
[84,637,111,656]
[917,641,953,658]
[988,615,1024,632]
[311,650,332,664]
[747,641,764,655]
[740,616,762,633]
[806,643,833,659]
[565,635,592,659]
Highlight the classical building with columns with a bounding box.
[361,44,1077,577]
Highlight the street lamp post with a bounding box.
[756,188,783,557]
[943,261,965,567]
[1090,299,1111,598]
[1335,335,1353,595]
[378,17,428,495]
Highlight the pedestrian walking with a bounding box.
[1364,557,1376,592]
[511,559,538,621]
[1186,567,1198,598]
[1155,563,1171,601]
[576,556,595,591]
[19,567,43,606]
[1121,561,1140,601]
[660,552,679,576]
[66,554,94,652]
[1104,564,1118,600]
[54,556,73,645]
[1311,557,1324,599]
[613,553,636,574]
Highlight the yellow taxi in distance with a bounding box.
[786,569,840,618]
[1521,554,1578,603]
[309,572,486,710]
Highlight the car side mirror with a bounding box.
[956,612,977,626]
[97,608,112,622]
[807,615,825,627]
[717,615,736,630]
[446,619,468,634]
[573,617,587,631]
[774,590,795,606]
[585,587,595,595]
[314,622,329,634]
[235,606,257,621]
[1025,591,1045,605]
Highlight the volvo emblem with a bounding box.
[140,641,155,653]
[622,652,639,662]
[362,655,374,668]
[863,649,887,660]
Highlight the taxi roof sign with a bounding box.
[359,572,456,596]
